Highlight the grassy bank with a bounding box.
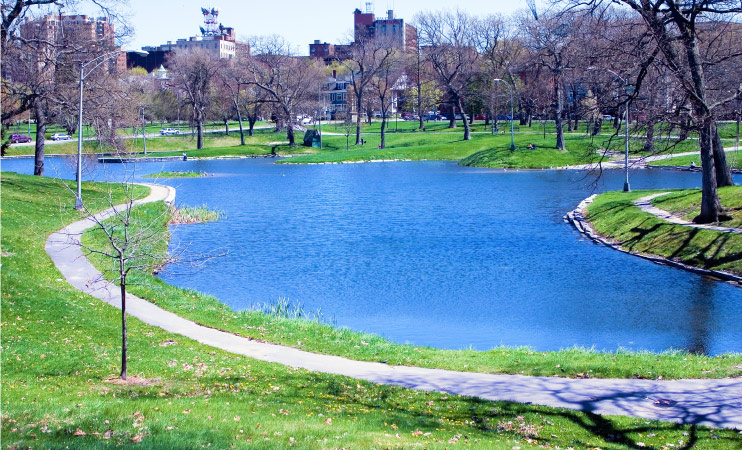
[3,172,742,448]
[586,188,742,276]
[649,151,742,170]
[143,171,207,178]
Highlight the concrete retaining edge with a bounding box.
[564,195,742,286]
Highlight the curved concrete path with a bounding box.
[45,184,742,430]
[635,192,742,234]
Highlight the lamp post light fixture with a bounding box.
[493,78,516,151]
[75,49,147,210]
[587,67,632,192]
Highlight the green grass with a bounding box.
[143,171,206,178]
[281,132,608,167]
[652,187,742,228]
[169,204,221,225]
[3,172,742,448]
[3,127,279,157]
[3,120,269,143]
[649,151,742,170]
[586,188,742,276]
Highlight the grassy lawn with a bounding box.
[3,120,268,142]
[281,132,610,167]
[649,151,742,170]
[3,128,280,157]
[651,187,742,228]
[3,172,742,448]
[586,188,742,276]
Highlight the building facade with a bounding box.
[310,5,418,62]
[20,14,126,72]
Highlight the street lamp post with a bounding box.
[493,78,515,151]
[75,49,147,210]
[587,67,631,192]
[141,106,147,155]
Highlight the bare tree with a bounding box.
[416,9,480,140]
[68,178,171,380]
[370,50,403,149]
[244,35,322,147]
[521,9,585,150]
[168,48,221,150]
[559,0,740,222]
[339,35,396,145]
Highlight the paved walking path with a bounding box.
[634,193,742,234]
[45,184,742,430]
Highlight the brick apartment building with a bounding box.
[309,6,418,62]
[20,14,126,72]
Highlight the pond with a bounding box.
[4,156,741,354]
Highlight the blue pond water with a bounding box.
[4,156,741,354]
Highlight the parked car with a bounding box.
[50,133,71,141]
[9,134,31,143]
[474,114,487,121]
[160,128,180,135]
[602,115,613,121]
[403,114,420,121]
[454,113,470,120]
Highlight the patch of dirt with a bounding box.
[103,376,161,386]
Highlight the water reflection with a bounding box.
[686,279,715,355]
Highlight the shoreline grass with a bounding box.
[143,171,207,178]
[585,188,742,277]
[168,204,221,225]
[4,171,742,448]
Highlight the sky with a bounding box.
[113,0,534,55]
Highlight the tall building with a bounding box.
[20,14,125,71]
[372,10,417,53]
[310,5,418,61]
[129,7,250,72]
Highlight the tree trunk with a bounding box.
[248,117,256,137]
[286,122,295,146]
[235,103,245,145]
[713,124,734,187]
[592,119,602,137]
[459,98,471,141]
[380,116,387,149]
[554,77,566,151]
[119,276,127,380]
[33,99,46,176]
[694,119,724,224]
[224,119,229,136]
[448,104,456,128]
[355,92,363,145]
[643,120,655,153]
[196,118,204,149]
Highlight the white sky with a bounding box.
[112,0,535,55]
